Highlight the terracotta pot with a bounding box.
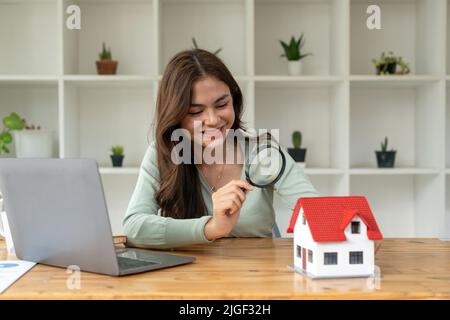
[96,60,118,75]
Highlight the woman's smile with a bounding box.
[202,125,226,141]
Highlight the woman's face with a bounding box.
[180,75,235,148]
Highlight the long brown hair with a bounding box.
[155,49,245,219]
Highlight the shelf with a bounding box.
[350,168,440,175]
[98,167,445,176]
[303,168,345,175]
[0,76,59,86]
[99,167,346,176]
[350,75,442,88]
[0,0,448,238]
[0,0,57,3]
[255,76,343,87]
[63,75,155,87]
[99,167,140,175]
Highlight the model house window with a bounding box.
[302,214,306,225]
[351,221,360,234]
[349,251,364,264]
[324,252,338,265]
[308,250,313,263]
[297,245,302,258]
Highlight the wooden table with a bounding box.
[0,238,449,299]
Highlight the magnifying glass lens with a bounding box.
[246,144,285,188]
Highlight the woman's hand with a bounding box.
[204,180,254,241]
[375,240,382,255]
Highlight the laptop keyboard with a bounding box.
[117,256,158,270]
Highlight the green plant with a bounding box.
[292,131,302,149]
[0,112,25,154]
[98,42,113,61]
[111,145,124,156]
[380,136,394,152]
[192,37,222,55]
[279,34,312,61]
[372,51,410,75]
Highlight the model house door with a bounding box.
[302,248,306,271]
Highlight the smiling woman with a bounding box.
[181,78,233,149]
[122,49,321,249]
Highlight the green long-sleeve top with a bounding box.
[122,138,320,249]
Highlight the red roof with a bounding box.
[287,196,383,242]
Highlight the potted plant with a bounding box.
[372,51,410,75]
[191,37,222,55]
[0,112,24,155]
[0,112,53,158]
[375,137,396,168]
[287,131,307,167]
[279,33,312,76]
[96,42,118,75]
[110,145,125,167]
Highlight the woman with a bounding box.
[122,48,319,249]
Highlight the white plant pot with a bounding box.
[288,60,302,76]
[13,130,54,158]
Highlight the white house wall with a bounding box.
[294,210,375,278]
[293,207,318,276]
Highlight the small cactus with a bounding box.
[380,136,388,152]
[99,42,112,61]
[111,145,124,156]
[292,131,302,149]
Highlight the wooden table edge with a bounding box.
[1,291,449,300]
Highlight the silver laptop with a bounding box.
[0,158,195,276]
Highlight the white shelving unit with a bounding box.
[0,0,449,239]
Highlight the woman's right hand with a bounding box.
[204,180,254,241]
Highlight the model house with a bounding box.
[287,196,383,279]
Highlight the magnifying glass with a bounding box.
[244,135,286,188]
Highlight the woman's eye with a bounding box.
[189,111,202,116]
[216,103,227,108]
